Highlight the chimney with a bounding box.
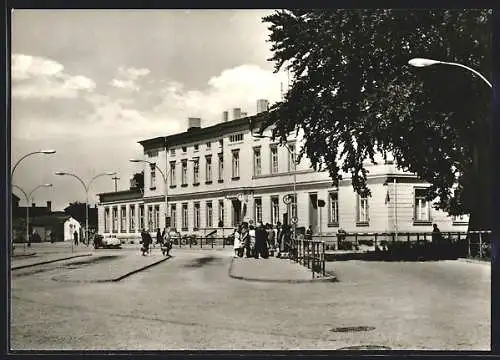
[46,201,52,212]
[233,108,241,120]
[256,99,269,114]
[187,117,201,131]
[222,111,229,122]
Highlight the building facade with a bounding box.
[97,100,468,240]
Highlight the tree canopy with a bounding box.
[262,9,492,230]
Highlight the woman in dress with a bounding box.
[233,225,243,258]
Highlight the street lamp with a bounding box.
[12,183,53,252]
[252,133,298,242]
[130,159,168,231]
[408,58,492,88]
[55,171,116,247]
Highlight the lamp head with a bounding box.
[408,58,440,68]
[43,183,53,187]
[105,172,117,176]
[129,159,142,163]
[55,171,66,176]
[41,149,56,154]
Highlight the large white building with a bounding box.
[97,100,468,241]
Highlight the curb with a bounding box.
[457,258,491,265]
[227,258,337,284]
[51,255,172,283]
[11,253,92,270]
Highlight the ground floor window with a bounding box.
[218,200,224,227]
[171,204,177,230]
[206,201,213,228]
[139,205,144,230]
[148,205,153,231]
[254,198,262,224]
[104,207,110,232]
[271,196,279,225]
[182,203,188,230]
[120,206,126,232]
[112,207,118,233]
[154,205,160,230]
[129,205,136,232]
[194,202,200,229]
[328,191,339,225]
[357,195,369,225]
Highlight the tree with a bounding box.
[262,9,492,232]
[130,171,144,192]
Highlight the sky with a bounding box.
[11,9,289,211]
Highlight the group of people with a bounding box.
[232,221,295,259]
[139,227,172,256]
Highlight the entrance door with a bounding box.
[309,193,318,233]
[231,200,242,227]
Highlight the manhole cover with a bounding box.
[330,326,376,333]
[337,345,391,350]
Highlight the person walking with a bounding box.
[232,225,243,258]
[266,223,276,256]
[140,229,152,256]
[254,222,269,259]
[73,230,79,246]
[240,223,251,258]
[162,227,172,256]
[156,228,163,247]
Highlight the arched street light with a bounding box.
[408,58,492,88]
[130,159,168,231]
[12,150,56,177]
[55,171,116,247]
[12,183,53,252]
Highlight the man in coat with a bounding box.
[254,222,269,259]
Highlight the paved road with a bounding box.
[11,249,490,350]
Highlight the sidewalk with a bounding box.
[11,251,92,270]
[228,256,336,283]
[51,251,171,283]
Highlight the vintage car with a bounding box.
[94,234,121,249]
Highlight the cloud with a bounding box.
[109,66,150,91]
[11,54,96,100]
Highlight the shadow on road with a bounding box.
[326,251,461,262]
[183,256,223,268]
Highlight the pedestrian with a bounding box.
[254,222,269,259]
[240,223,251,258]
[305,225,313,240]
[140,228,152,256]
[232,225,243,258]
[163,228,172,256]
[266,223,276,256]
[73,230,79,246]
[156,228,163,247]
[432,223,443,243]
[248,224,256,258]
[276,221,282,244]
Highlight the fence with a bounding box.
[312,230,492,261]
[292,237,326,278]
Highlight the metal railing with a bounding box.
[311,230,492,261]
[292,237,326,278]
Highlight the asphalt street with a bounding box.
[10,246,490,351]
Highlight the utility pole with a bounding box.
[112,176,120,192]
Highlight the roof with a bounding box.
[98,188,143,203]
[30,213,72,226]
[138,111,269,151]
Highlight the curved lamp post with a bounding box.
[130,159,168,231]
[12,150,56,177]
[12,183,53,252]
[408,58,492,88]
[55,171,116,246]
[251,132,298,243]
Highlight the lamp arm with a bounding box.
[442,61,492,88]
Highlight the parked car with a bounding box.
[94,234,121,249]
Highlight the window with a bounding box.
[154,205,160,230]
[206,201,213,228]
[104,207,110,232]
[452,214,469,224]
[194,202,200,229]
[150,163,156,189]
[232,149,240,179]
[181,160,188,186]
[287,143,296,172]
[271,146,279,174]
[170,204,177,229]
[253,147,261,176]
[181,203,188,230]
[170,149,176,157]
[328,191,339,225]
[169,162,176,186]
[271,197,280,225]
[193,158,200,184]
[414,188,430,222]
[229,133,244,142]
[357,195,369,224]
[218,200,224,227]
[254,198,262,223]
[139,205,144,230]
[148,205,153,231]
[147,149,159,158]
[112,207,118,233]
[120,206,126,232]
[129,205,136,232]
[286,194,297,219]
[218,153,224,182]
[205,155,212,183]
[194,144,199,152]
[206,142,211,149]
[182,146,187,153]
